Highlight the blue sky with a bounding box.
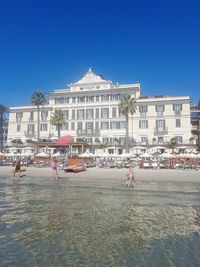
[0,0,199,107]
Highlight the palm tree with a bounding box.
[167,138,177,153]
[50,110,66,138]
[98,143,108,153]
[30,90,46,143]
[0,104,8,152]
[118,94,137,152]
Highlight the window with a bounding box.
[95,122,99,130]
[103,138,109,144]
[41,111,48,121]
[101,95,109,101]
[71,122,75,131]
[139,120,148,129]
[86,109,94,119]
[173,104,182,111]
[112,107,116,118]
[156,120,165,130]
[16,112,23,122]
[86,96,94,102]
[101,108,109,119]
[139,106,148,113]
[119,137,126,145]
[29,111,34,121]
[110,122,117,129]
[101,122,109,130]
[96,96,99,102]
[141,136,148,144]
[96,108,99,119]
[175,136,183,144]
[65,97,69,104]
[72,110,76,119]
[63,110,69,119]
[176,119,181,127]
[156,105,165,112]
[77,122,82,130]
[28,124,34,132]
[17,124,20,132]
[77,109,84,119]
[63,123,68,130]
[72,97,76,103]
[86,138,93,144]
[111,94,118,101]
[120,121,126,129]
[40,124,47,131]
[158,137,164,145]
[86,122,93,132]
[78,96,85,103]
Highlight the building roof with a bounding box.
[71,68,109,85]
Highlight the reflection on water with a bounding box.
[0,176,200,267]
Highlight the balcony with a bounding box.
[157,111,163,117]
[154,127,168,136]
[175,110,181,116]
[140,112,147,118]
[76,129,100,137]
[24,131,36,138]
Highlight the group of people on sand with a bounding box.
[12,157,59,180]
[12,157,136,188]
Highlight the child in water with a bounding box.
[51,159,58,180]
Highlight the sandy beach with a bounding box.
[1,166,200,187]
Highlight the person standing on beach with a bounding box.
[51,159,58,180]
[13,157,21,179]
[128,163,136,188]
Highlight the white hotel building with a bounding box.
[8,68,191,148]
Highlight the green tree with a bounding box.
[167,138,177,153]
[50,110,66,138]
[0,104,8,152]
[30,90,46,143]
[118,94,137,152]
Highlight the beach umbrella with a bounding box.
[139,152,153,158]
[35,151,50,158]
[6,152,16,157]
[152,146,165,150]
[52,152,62,157]
[79,152,90,158]
[159,152,174,159]
[23,151,34,156]
[99,152,109,158]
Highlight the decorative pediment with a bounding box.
[73,68,108,85]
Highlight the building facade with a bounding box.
[7,68,192,147]
[191,99,200,150]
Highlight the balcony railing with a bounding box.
[175,110,181,116]
[24,131,36,138]
[76,129,100,137]
[157,111,163,117]
[154,127,168,136]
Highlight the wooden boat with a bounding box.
[64,164,86,173]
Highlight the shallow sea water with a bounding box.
[0,175,200,267]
